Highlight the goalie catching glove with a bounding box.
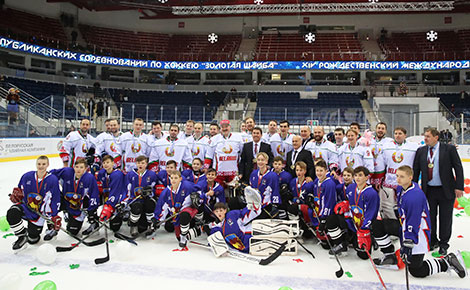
[244,186,262,211]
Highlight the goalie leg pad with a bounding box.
[208,231,229,258]
[252,219,300,238]
[249,237,297,256]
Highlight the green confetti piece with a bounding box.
[432,251,441,258]
[30,267,37,271]
[29,271,50,276]
[69,264,80,269]
[461,211,465,214]
[345,271,353,278]
[2,233,14,239]
[109,240,114,243]
[455,214,462,217]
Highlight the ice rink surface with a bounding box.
[0,157,469,290]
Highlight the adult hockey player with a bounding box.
[304,126,339,173]
[59,119,95,167]
[369,122,393,187]
[338,129,374,173]
[7,156,61,250]
[94,119,122,169]
[186,123,210,161]
[121,118,151,173]
[270,120,293,162]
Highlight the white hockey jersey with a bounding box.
[269,133,294,161]
[186,135,210,161]
[240,131,252,143]
[380,140,419,189]
[149,136,192,172]
[120,131,151,172]
[338,143,374,173]
[205,133,243,176]
[304,139,339,169]
[261,132,275,144]
[369,136,393,185]
[59,131,95,166]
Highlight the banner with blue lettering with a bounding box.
[1,37,469,71]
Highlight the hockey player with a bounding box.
[59,119,96,167]
[94,118,122,169]
[154,160,177,197]
[182,158,206,184]
[270,120,293,162]
[186,123,210,161]
[196,168,225,222]
[241,117,256,143]
[272,156,293,187]
[338,129,374,173]
[369,122,393,187]
[178,120,195,140]
[327,166,379,259]
[148,124,192,172]
[208,187,263,253]
[125,155,158,237]
[204,120,243,186]
[305,126,339,173]
[334,127,345,150]
[378,127,418,220]
[6,156,61,250]
[147,121,166,143]
[335,167,354,202]
[49,158,99,239]
[262,120,278,144]
[209,123,219,139]
[97,155,127,232]
[372,165,466,278]
[151,171,198,247]
[121,118,151,173]
[300,126,313,150]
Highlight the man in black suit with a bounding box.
[286,135,315,180]
[239,127,273,184]
[413,128,464,255]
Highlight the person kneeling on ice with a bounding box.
[326,166,379,259]
[373,165,467,278]
[208,186,263,254]
[150,170,200,247]
[49,157,99,239]
[125,155,158,238]
[97,155,127,231]
[6,155,61,250]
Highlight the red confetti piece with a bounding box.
[238,274,242,276]
[71,243,78,247]
[457,235,464,238]
[292,258,304,263]
[172,246,189,252]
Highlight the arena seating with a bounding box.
[254,92,363,124]
[254,33,365,61]
[380,30,470,61]
[439,93,470,115]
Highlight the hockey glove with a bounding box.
[306,194,316,209]
[10,187,24,203]
[100,204,114,221]
[318,218,327,234]
[190,192,203,209]
[400,239,414,264]
[142,186,154,197]
[51,215,62,231]
[334,201,350,215]
[150,217,161,231]
[357,228,371,250]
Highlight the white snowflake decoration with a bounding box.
[368,0,379,3]
[305,32,316,44]
[158,0,168,3]
[208,33,218,44]
[254,0,263,4]
[426,30,438,42]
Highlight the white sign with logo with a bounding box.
[0,138,63,160]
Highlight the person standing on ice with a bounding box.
[59,119,96,167]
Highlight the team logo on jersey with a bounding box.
[27,193,43,211]
[225,233,246,251]
[192,147,200,156]
[222,145,233,154]
[65,192,82,210]
[276,145,285,156]
[57,141,63,151]
[371,147,379,159]
[315,152,323,159]
[82,144,87,153]
[351,205,364,228]
[346,156,355,167]
[312,196,320,217]
[131,143,141,153]
[392,152,404,163]
[110,142,117,153]
[165,147,175,157]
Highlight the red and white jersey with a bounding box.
[59,131,95,166]
[95,132,122,168]
[381,140,419,189]
[240,131,252,143]
[120,131,150,172]
[262,132,276,144]
[149,136,192,171]
[304,139,339,169]
[146,132,167,144]
[338,143,374,173]
[369,136,393,184]
[205,133,243,176]
[269,133,293,161]
[186,135,210,161]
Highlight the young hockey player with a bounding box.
[373,165,466,278]
[182,158,206,184]
[120,118,151,173]
[125,155,158,237]
[7,156,61,250]
[272,156,293,187]
[338,129,374,173]
[96,155,127,232]
[335,167,354,202]
[196,168,225,222]
[49,158,99,239]
[327,166,379,259]
[59,119,96,167]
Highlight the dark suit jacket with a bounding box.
[239,141,273,183]
[285,149,316,180]
[413,142,464,200]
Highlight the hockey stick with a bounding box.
[405,262,410,290]
[56,221,107,252]
[145,211,180,239]
[306,214,344,278]
[296,239,315,259]
[94,220,110,265]
[189,240,286,266]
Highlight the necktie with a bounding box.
[253,143,259,170]
[293,150,298,163]
[254,143,258,155]
[428,146,434,181]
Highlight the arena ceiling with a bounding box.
[47,0,470,18]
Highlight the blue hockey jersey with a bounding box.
[182,169,207,184]
[250,169,280,205]
[312,176,337,220]
[335,182,355,202]
[344,184,379,232]
[289,178,314,204]
[154,180,196,224]
[157,170,171,187]
[195,179,225,212]
[96,168,126,207]
[272,169,293,187]
[126,169,158,199]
